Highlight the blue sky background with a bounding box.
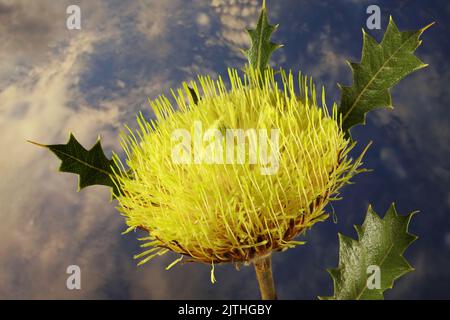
[0,0,448,299]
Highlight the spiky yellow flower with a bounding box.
[112,67,365,280]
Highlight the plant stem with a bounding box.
[253,254,277,300]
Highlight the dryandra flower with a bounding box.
[112,67,365,283]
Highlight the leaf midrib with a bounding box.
[51,147,112,177]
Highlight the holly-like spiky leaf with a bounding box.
[243,0,283,72]
[339,17,433,136]
[320,204,418,300]
[29,134,120,194]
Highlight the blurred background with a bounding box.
[0,0,448,299]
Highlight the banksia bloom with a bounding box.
[112,67,365,283]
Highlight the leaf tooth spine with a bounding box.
[421,21,435,32]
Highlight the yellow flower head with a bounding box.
[112,67,365,278]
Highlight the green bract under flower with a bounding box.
[113,68,365,279]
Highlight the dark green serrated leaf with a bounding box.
[339,17,433,136]
[29,134,120,194]
[242,0,283,73]
[320,203,418,300]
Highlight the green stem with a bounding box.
[253,254,277,300]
